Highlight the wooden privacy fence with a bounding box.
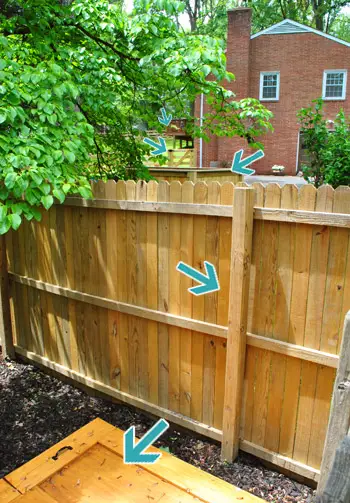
[2,180,350,484]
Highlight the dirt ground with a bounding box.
[0,356,315,502]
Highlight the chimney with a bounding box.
[226,8,252,99]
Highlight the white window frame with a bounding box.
[322,70,347,100]
[259,71,280,101]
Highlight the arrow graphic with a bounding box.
[231,149,264,176]
[124,418,169,464]
[143,137,167,156]
[158,107,172,127]
[176,261,220,296]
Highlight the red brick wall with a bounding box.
[199,9,350,174]
[248,33,350,174]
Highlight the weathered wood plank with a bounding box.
[0,236,13,358]
[318,436,350,503]
[317,311,350,496]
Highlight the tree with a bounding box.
[176,0,238,33]
[330,13,350,42]
[245,0,349,37]
[297,99,350,188]
[177,0,349,46]
[0,0,272,233]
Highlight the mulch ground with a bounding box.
[0,356,315,502]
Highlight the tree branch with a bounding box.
[70,23,139,62]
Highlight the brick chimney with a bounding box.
[226,8,252,99]
[217,8,252,165]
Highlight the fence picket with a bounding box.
[169,181,182,413]
[180,181,194,417]
[136,181,148,400]
[147,180,159,404]
[203,182,221,426]
[292,185,317,465]
[191,181,207,422]
[158,181,170,409]
[264,185,284,453]
[214,182,234,429]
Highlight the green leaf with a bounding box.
[7,91,21,106]
[53,188,65,203]
[0,110,7,124]
[5,172,17,189]
[78,186,92,199]
[65,151,76,163]
[41,195,54,210]
[0,187,9,200]
[40,183,51,195]
[30,171,43,185]
[0,205,7,221]
[62,183,71,194]
[25,187,40,206]
[21,125,30,136]
[9,213,21,230]
[0,217,11,235]
[31,207,42,222]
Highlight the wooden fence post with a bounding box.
[317,311,350,497]
[0,234,14,358]
[221,187,255,461]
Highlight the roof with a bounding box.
[251,19,350,48]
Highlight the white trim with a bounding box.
[322,70,347,100]
[251,19,350,48]
[295,130,301,174]
[199,93,204,169]
[259,71,280,101]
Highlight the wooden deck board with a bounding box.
[0,419,261,503]
[0,479,20,502]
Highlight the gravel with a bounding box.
[0,356,315,502]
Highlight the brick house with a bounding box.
[197,8,350,175]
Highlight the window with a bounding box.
[259,72,280,101]
[323,70,347,100]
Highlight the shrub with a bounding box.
[297,99,350,188]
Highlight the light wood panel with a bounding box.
[6,181,350,481]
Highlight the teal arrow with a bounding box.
[231,149,264,176]
[158,107,172,127]
[143,137,167,156]
[176,261,220,296]
[124,419,169,464]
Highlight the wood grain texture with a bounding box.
[7,181,350,482]
[222,188,255,461]
[0,236,13,358]
[191,181,207,422]
[318,311,350,496]
[168,181,182,413]
[64,198,350,228]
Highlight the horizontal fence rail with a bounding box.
[3,179,350,485]
[65,197,350,228]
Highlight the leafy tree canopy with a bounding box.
[246,0,349,38]
[179,0,350,42]
[0,0,272,233]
